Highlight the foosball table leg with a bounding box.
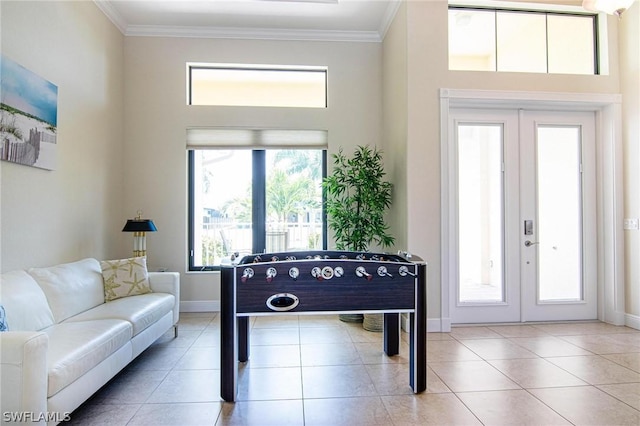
[383,313,400,356]
[238,316,250,362]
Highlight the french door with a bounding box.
[450,108,597,324]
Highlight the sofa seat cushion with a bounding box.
[44,319,132,397]
[65,293,175,337]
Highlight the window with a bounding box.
[449,7,597,75]
[187,129,327,270]
[188,64,327,108]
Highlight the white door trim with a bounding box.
[440,88,625,332]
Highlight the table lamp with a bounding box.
[122,211,157,257]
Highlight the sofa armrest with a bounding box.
[0,332,49,422]
[148,272,180,326]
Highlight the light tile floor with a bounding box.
[68,314,640,425]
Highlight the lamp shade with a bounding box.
[122,219,157,232]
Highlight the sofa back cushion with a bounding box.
[0,270,55,331]
[28,258,105,323]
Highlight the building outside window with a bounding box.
[188,147,326,270]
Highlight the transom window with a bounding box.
[188,64,328,108]
[449,6,598,75]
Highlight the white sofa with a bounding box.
[0,258,180,425]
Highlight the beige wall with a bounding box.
[0,1,125,271]
[2,0,636,325]
[382,1,409,252]
[384,0,626,322]
[123,37,382,306]
[621,2,640,321]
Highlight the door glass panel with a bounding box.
[457,124,504,302]
[537,126,582,301]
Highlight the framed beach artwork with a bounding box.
[0,54,58,170]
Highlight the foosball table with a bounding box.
[219,250,427,402]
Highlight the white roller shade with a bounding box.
[186,128,328,149]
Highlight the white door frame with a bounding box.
[440,88,625,332]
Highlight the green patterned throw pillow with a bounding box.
[100,257,152,302]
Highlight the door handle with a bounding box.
[524,240,539,247]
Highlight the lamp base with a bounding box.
[132,232,147,258]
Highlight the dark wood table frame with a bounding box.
[220,261,427,402]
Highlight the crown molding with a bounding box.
[125,25,383,42]
[94,0,127,34]
[378,0,402,40]
[94,0,401,43]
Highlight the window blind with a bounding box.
[186,128,328,150]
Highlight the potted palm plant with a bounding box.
[323,145,395,330]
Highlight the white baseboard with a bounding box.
[439,317,452,332]
[625,313,640,330]
[180,300,220,312]
[427,318,446,332]
[400,314,447,333]
[607,310,627,326]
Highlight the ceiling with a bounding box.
[95,0,402,42]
